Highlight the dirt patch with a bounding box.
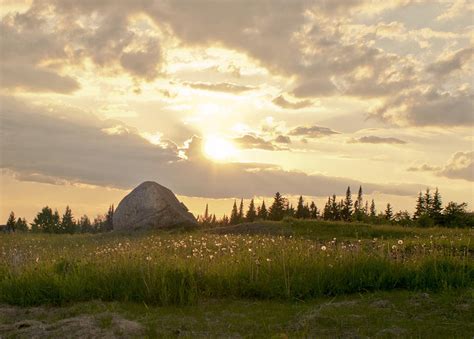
[0,307,143,338]
[207,222,292,236]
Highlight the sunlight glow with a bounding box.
[204,136,237,161]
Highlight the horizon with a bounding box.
[1,0,473,223]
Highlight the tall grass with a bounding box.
[0,223,472,306]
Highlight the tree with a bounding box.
[370,199,376,218]
[341,186,353,221]
[78,215,93,233]
[104,204,114,231]
[431,188,443,223]
[364,200,369,216]
[385,203,393,221]
[15,218,28,232]
[442,201,472,228]
[230,200,239,225]
[238,199,244,222]
[310,201,318,219]
[393,210,411,226]
[296,196,305,219]
[331,195,340,220]
[269,192,286,221]
[413,192,425,220]
[61,206,76,234]
[246,199,257,222]
[6,212,16,233]
[354,186,364,220]
[257,200,268,220]
[424,188,432,215]
[203,204,210,223]
[31,207,55,233]
[323,197,331,220]
[52,209,61,233]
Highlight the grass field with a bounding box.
[1,220,473,337]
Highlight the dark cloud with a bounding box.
[272,95,313,109]
[183,81,256,93]
[350,136,407,144]
[289,125,340,138]
[274,135,291,144]
[0,97,421,198]
[371,87,474,127]
[426,47,473,77]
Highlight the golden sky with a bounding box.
[1,0,473,221]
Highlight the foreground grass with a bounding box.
[0,221,472,306]
[1,290,473,337]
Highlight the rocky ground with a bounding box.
[1,290,472,338]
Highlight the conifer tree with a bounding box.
[6,212,16,233]
[310,201,318,219]
[32,207,55,233]
[323,197,331,220]
[341,186,353,221]
[246,199,257,222]
[211,214,217,225]
[230,200,239,225]
[204,204,210,223]
[258,200,268,220]
[364,200,369,216]
[413,192,425,220]
[296,196,305,218]
[222,214,229,225]
[61,206,75,234]
[52,209,61,233]
[238,199,244,222]
[303,203,310,219]
[385,203,393,221]
[370,199,376,218]
[424,188,432,216]
[353,186,364,220]
[104,204,114,231]
[330,195,339,220]
[431,188,443,223]
[269,192,286,221]
[78,215,93,233]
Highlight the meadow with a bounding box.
[1,220,472,308]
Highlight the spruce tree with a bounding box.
[354,186,363,220]
[370,199,376,218]
[296,196,305,218]
[330,195,339,220]
[61,206,75,234]
[6,212,16,233]
[364,200,369,216]
[431,188,443,223]
[258,200,268,220]
[341,186,353,221]
[104,204,114,231]
[310,201,318,219]
[424,188,432,216]
[269,192,286,221]
[52,209,61,233]
[323,197,331,220]
[230,200,239,224]
[413,192,425,220]
[246,199,257,222]
[78,215,93,233]
[385,203,393,221]
[238,199,244,222]
[204,204,210,223]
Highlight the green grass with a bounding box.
[0,221,472,307]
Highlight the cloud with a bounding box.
[274,135,291,144]
[426,47,473,77]
[406,152,473,182]
[272,95,313,109]
[371,87,474,127]
[232,134,283,151]
[183,81,256,93]
[438,151,474,182]
[288,125,340,138]
[0,97,421,198]
[406,164,441,172]
[350,136,407,144]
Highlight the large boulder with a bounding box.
[113,181,197,231]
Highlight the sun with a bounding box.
[204,136,237,161]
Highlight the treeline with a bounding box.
[2,205,114,234]
[198,187,473,228]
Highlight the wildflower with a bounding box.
[392,245,397,250]
[266,258,272,262]
[398,240,404,245]
[321,245,327,251]
[146,256,152,261]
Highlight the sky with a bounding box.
[0,0,473,222]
